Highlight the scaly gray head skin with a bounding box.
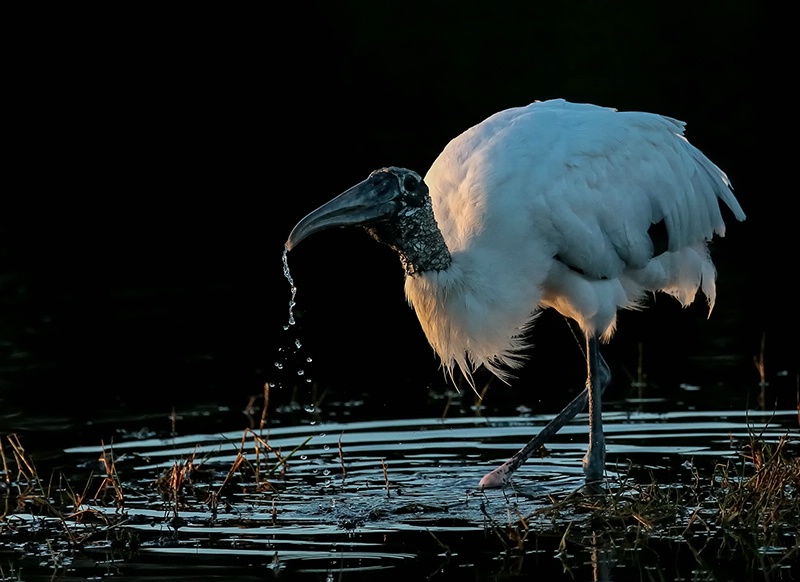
[285,167,451,275]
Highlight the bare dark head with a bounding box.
[285,167,428,250]
[285,167,450,275]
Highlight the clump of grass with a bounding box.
[488,416,800,579]
[714,432,800,534]
[0,434,54,518]
[153,450,201,522]
[0,433,140,576]
[537,431,800,536]
[95,442,125,511]
[531,465,697,546]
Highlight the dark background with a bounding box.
[1,3,793,424]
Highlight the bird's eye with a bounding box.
[403,175,418,192]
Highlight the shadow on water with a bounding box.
[2,375,800,580]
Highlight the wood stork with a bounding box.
[285,99,745,488]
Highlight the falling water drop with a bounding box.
[282,248,297,326]
[276,246,317,397]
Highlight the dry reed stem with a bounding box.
[95,442,125,509]
[7,435,37,486]
[169,407,180,436]
[261,382,270,431]
[381,458,390,498]
[0,437,10,487]
[754,332,767,409]
[337,432,347,481]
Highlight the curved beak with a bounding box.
[285,171,401,251]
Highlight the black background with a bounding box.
[2,2,793,422]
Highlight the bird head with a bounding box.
[285,167,428,251]
[286,167,450,275]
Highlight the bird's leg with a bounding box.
[478,332,610,488]
[583,334,609,483]
[478,387,590,487]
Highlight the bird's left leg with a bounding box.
[583,333,610,483]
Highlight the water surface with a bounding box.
[3,387,798,581]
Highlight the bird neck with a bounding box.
[366,198,451,276]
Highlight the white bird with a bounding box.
[285,99,745,488]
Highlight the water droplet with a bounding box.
[297,370,305,376]
[300,455,308,460]
[323,469,330,475]
[295,339,302,349]
[304,405,315,413]
[283,249,298,326]
[274,362,283,369]
[306,357,313,363]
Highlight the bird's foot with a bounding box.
[478,464,511,488]
[582,437,606,483]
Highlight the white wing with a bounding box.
[431,99,743,273]
[411,99,745,381]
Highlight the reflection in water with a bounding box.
[590,530,612,582]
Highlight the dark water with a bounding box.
[2,361,799,581]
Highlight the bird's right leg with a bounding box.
[582,334,610,483]
[478,334,610,488]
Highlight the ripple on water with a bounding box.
[52,407,800,580]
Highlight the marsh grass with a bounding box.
[478,415,800,578]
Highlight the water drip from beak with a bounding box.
[282,248,297,327]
